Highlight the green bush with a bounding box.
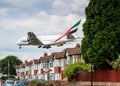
[63,61,90,78]
[31,80,39,84]
[111,55,120,70]
[8,75,15,78]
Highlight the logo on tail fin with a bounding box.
[69,28,78,34]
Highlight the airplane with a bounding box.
[16,20,81,49]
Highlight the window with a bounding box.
[50,60,53,67]
[68,56,73,64]
[42,62,49,68]
[54,59,60,67]
[51,73,55,80]
[55,73,60,80]
[34,65,38,70]
[69,56,73,64]
[43,63,45,68]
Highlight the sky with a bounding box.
[0,0,89,62]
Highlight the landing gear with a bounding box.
[19,45,21,49]
[43,45,51,49]
[38,45,41,48]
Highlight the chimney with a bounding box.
[76,44,80,48]
[25,60,27,63]
[44,52,48,57]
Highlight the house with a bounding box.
[20,64,25,79]
[15,65,20,78]
[52,51,66,80]
[39,53,51,81]
[66,44,82,64]
[15,44,82,80]
[25,60,33,79]
[32,59,40,79]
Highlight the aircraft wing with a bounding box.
[27,32,43,45]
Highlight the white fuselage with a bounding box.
[37,35,67,44]
[17,35,68,46]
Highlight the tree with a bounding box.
[0,55,23,75]
[81,0,120,70]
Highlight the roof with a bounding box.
[66,44,81,55]
[21,63,25,68]
[15,44,81,67]
[40,52,54,62]
[33,59,40,64]
[15,65,20,69]
[26,61,33,66]
[49,54,54,60]
[52,51,66,59]
[40,56,50,62]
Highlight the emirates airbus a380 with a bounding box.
[16,20,81,49]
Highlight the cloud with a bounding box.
[0,11,81,35]
[52,0,89,16]
[0,0,89,19]
[0,0,39,8]
[0,51,41,62]
[0,8,9,17]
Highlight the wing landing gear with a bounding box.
[43,45,51,49]
[38,45,41,48]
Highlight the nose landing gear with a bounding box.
[19,45,21,49]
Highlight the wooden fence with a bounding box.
[69,70,120,82]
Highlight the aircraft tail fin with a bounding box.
[27,32,43,45]
[66,28,78,39]
[55,20,81,42]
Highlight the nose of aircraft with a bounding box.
[16,40,21,45]
[16,37,28,45]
